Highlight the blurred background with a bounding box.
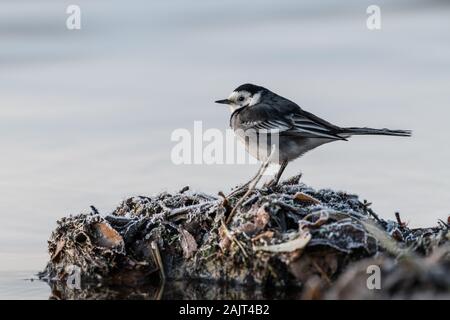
[1,0,449,298]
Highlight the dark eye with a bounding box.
[238,96,245,102]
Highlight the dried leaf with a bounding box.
[300,211,330,229]
[218,225,232,251]
[238,222,258,235]
[255,206,270,229]
[51,239,66,261]
[361,220,410,257]
[294,192,321,205]
[252,231,274,243]
[179,229,197,259]
[238,206,270,236]
[254,232,311,253]
[92,222,124,250]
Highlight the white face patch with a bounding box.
[248,92,261,106]
[227,91,240,112]
[227,90,259,112]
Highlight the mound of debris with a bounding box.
[40,175,450,299]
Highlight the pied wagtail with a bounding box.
[216,83,411,189]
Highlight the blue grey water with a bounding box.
[1,0,449,299]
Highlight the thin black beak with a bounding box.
[215,99,231,105]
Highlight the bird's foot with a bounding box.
[228,183,250,198]
[263,179,278,189]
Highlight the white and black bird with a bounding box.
[215,83,411,189]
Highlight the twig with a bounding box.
[220,219,249,259]
[90,205,99,215]
[227,183,250,198]
[242,194,259,207]
[437,219,449,229]
[218,191,228,206]
[167,202,216,218]
[151,241,166,282]
[104,215,134,226]
[362,200,384,225]
[218,191,232,218]
[395,212,406,228]
[153,280,165,300]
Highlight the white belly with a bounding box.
[235,130,334,164]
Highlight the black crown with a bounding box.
[234,83,266,95]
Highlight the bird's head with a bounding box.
[215,83,266,112]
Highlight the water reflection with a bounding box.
[46,279,303,300]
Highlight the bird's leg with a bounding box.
[226,148,275,224]
[264,160,288,188]
[228,145,278,198]
[228,162,267,197]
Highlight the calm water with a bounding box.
[1,0,450,299]
[0,271,48,300]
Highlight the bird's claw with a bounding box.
[228,184,249,197]
[263,179,277,189]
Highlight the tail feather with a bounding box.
[342,127,412,137]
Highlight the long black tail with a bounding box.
[342,127,412,137]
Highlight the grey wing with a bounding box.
[286,112,347,140]
[238,95,346,140]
